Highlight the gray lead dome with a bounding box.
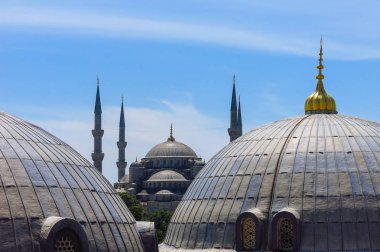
[162,114,380,251]
[0,112,144,251]
[146,140,197,158]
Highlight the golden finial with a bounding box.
[304,37,337,114]
[316,36,324,81]
[168,123,175,141]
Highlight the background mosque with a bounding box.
[91,74,243,213]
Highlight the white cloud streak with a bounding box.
[0,6,379,60]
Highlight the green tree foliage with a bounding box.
[118,192,146,220]
[147,209,173,243]
[118,192,173,243]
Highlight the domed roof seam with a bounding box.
[265,115,311,230]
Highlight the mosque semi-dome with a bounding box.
[0,112,144,251]
[147,170,188,181]
[161,41,380,251]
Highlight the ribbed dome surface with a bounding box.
[146,140,197,158]
[163,114,380,251]
[0,113,143,251]
[148,170,188,181]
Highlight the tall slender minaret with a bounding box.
[92,76,104,173]
[228,74,242,142]
[117,96,127,181]
[237,95,242,136]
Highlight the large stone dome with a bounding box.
[0,112,144,251]
[162,114,380,251]
[145,140,197,158]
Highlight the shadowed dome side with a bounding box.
[0,112,144,251]
[162,114,380,251]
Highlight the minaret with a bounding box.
[228,74,242,142]
[92,76,104,173]
[117,96,127,181]
[237,95,242,136]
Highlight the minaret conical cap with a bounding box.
[167,123,175,141]
[305,37,337,115]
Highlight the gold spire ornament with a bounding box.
[305,37,337,114]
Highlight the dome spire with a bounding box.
[305,37,337,115]
[168,123,175,141]
[317,36,324,81]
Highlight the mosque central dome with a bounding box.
[145,126,197,158]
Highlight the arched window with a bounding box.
[278,218,294,250]
[54,228,81,252]
[271,208,300,251]
[40,217,88,252]
[236,208,263,251]
[242,217,256,250]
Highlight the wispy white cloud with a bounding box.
[31,101,227,183]
[0,6,379,60]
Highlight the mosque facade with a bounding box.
[114,124,206,212]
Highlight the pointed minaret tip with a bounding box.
[119,96,125,128]
[94,76,102,114]
[168,123,175,141]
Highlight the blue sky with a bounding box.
[1,0,380,183]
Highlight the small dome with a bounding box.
[119,174,129,183]
[130,157,143,167]
[137,189,149,195]
[155,189,174,195]
[305,39,337,114]
[147,170,187,181]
